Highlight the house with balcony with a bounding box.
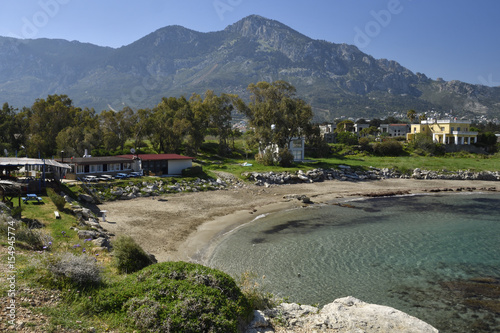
[406,119,478,145]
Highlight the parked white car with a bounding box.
[83,175,98,182]
[98,174,114,181]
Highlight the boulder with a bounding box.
[77,230,99,240]
[92,237,111,249]
[78,194,94,203]
[247,297,439,333]
[81,208,93,219]
[111,188,124,196]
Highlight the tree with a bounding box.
[194,90,237,156]
[304,125,331,158]
[28,95,79,157]
[360,126,379,137]
[0,103,16,154]
[336,131,358,145]
[407,109,417,123]
[56,108,101,156]
[150,97,191,154]
[99,107,134,152]
[130,108,153,151]
[240,81,313,165]
[335,120,354,133]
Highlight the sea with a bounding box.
[207,192,500,333]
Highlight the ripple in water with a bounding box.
[208,193,500,333]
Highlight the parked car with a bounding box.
[83,175,98,182]
[114,173,129,179]
[98,174,114,181]
[129,171,143,177]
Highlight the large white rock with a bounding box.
[317,296,439,332]
[246,296,439,333]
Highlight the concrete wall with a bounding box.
[168,160,192,175]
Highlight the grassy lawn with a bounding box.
[197,139,500,178]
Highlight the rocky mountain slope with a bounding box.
[1,15,499,121]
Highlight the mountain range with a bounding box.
[1,15,499,122]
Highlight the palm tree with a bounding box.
[407,109,417,123]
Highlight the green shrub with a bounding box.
[255,149,276,166]
[182,166,203,177]
[256,148,294,167]
[47,253,102,286]
[47,188,66,211]
[373,140,404,156]
[336,131,359,145]
[409,133,445,156]
[112,235,154,274]
[358,137,373,152]
[89,262,252,332]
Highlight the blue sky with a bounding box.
[1,0,499,86]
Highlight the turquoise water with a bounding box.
[207,192,500,332]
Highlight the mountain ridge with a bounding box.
[1,14,499,121]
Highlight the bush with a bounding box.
[358,137,373,152]
[47,188,66,211]
[373,140,404,156]
[0,216,50,250]
[255,149,276,166]
[238,271,280,310]
[47,253,102,286]
[89,262,252,332]
[181,166,203,177]
[336,131,359,145]
[113,235,154,274]
[256,148,294,167]
[409,133,445,156]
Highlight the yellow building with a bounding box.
[407,119,478,145]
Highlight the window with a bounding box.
[77,165,85,174]
[440,127,445,131]
[90,164,103,173]
[291,139,303,149]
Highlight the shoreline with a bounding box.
[98,178,498,264]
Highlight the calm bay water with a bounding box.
[207,192,500,332]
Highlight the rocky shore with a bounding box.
[245,167,500,187]
[245,297,439,333]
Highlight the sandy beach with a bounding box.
[98,178,498,263]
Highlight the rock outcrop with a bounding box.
[246,296,439,333]
[244,167,500,187]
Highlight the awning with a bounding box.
[0,157,71,169]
